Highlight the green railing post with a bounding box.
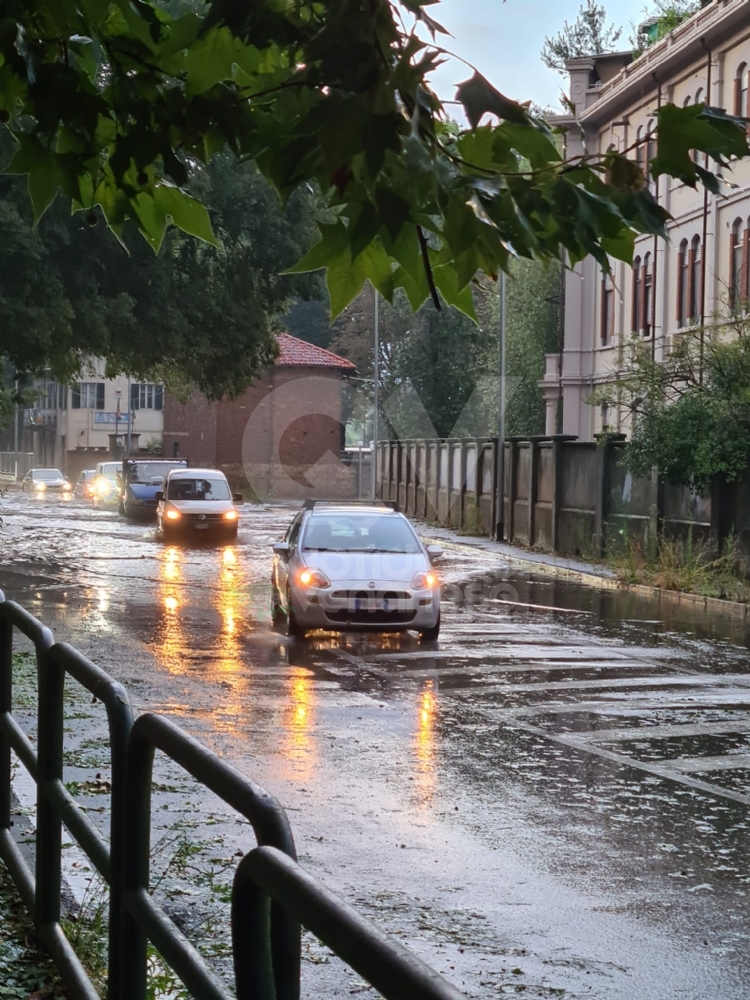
[0,598,12,838]
[34,632,63,940]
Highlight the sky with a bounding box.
[424,0,652,111]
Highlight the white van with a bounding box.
[156,468,242,541]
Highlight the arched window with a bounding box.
[601,270,615,344]
[643,251,654,337]
[645,120,656,191]
[690,235,702,323]
[635,125,646,178]
[632,255,642,332]
[731,218,743,311]
[694,87,704,106]
[683,94,692,107]
[678,239,690,327]
[735,63,748,118]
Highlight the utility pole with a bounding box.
[495,270,507,542]
[126,378,132,456]
[371,287,379,500]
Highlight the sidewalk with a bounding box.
[415,522,750,619]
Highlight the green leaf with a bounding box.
[432,265,477,321]
[652,103,750,186]
[285,222,350,274]
[456,72,532,129]
[152,185,218,246]
[7,135,81,222]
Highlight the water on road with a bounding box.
[1,492,749,999]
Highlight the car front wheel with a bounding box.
[271,585,287,626]
[418,614,440,642]
[286,588,305,638]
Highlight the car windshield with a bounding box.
[301,514,421,553]
[167,478,230,501]
[98,464,119,477]
[127,462,184,483]
[34,469,63,480]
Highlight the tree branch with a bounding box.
[417,225,441,311]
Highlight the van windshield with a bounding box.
[167,478,230,501]
[127,462,184,483]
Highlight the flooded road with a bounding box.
[1,492,750,999]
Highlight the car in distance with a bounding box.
[119,459,187,520]
[91,461,122,508]
[271,500,442,640]
[74,469,98,500]
[20,468,72,494]
[156,469,243,541]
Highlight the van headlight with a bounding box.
[411,571,437,590]
[223,510,238,521]
[165,509,181,521]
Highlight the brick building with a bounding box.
[163,333,358,500]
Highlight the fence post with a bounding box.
[507,440,517,544]
[35,635,64,941]
[0,605,11,840]
[551,438,561,553]
[528,439,538,546]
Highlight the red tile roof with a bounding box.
[275,332,356,370]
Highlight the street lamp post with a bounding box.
[495,270,507,542]
[371,287,379,500]
[115,388,121,458]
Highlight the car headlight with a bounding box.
[411,570,438,590]
[165,509,181,521]
[35,482,47,492]
[62,481,71,491]
[223,510,238,521]
[96,479,111,495]
[298,568,330,588]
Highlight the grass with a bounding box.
[608,529,750,603]
[0,858,66,999]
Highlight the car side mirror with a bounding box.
[273,541,290,557]
[426,544,443,562]
[232,492,244,504]
[155,491,164,502]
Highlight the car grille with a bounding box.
[325,609,416,625]
[182,512,226,521]
[330,590,411,601]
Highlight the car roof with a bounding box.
[308,505,402,517]
[166,468,226,479]
[30,468,63,474]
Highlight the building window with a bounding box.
[71,382,105,409]
[690,235,702,323]
[635,125,646,178]
[643,251,653,337]
[632,255,642,332]
[131,383,164,410]
[677,239,690,327]
[731,218,744,312]
[735,63,748,118]
[601,271,615,344]
[37,382,67,410]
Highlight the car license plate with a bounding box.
[194,523,209,529]
[355,598,388,611]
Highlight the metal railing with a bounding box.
[0,592,465,1000]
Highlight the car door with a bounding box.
[275,515,302,601]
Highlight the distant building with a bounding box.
[542,0,750,439]
[162,332,358,499]
[14,364,164,479]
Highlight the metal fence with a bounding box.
[0,451,34,481]
[0,592,464,1000]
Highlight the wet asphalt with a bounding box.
[1,491,750,999]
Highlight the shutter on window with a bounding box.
[677,252,683,325]
[735,76,742,116]
[687,248,695,323]
[743,230,750,301]
[71,384,80,409]
[632,264,640,332]
[130,383,139,411]
[730,232,738,306]
[155,385,164,411]
[96,383,105,410]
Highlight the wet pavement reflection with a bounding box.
[1,492,750,998]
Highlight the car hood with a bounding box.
[128,483,161,499]
[35,478,66,487]
[167,500,234,514]
[301,550,428,584]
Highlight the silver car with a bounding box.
[271,501,442,640]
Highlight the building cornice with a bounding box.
[578,0,750,126]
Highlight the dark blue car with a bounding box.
[119,459,188,520]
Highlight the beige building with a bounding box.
[542,0,750,440]
[25,362,164,478]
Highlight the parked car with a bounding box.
[20,468,72,494]
[91,461,122,508]
[271,500,442,640]
[119,459,188,520]
[156,469,243,541]
[74,469,98,500]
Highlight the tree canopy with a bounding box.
[1,0,748,336]
[0,144,318,400]
[541,1,622,75]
